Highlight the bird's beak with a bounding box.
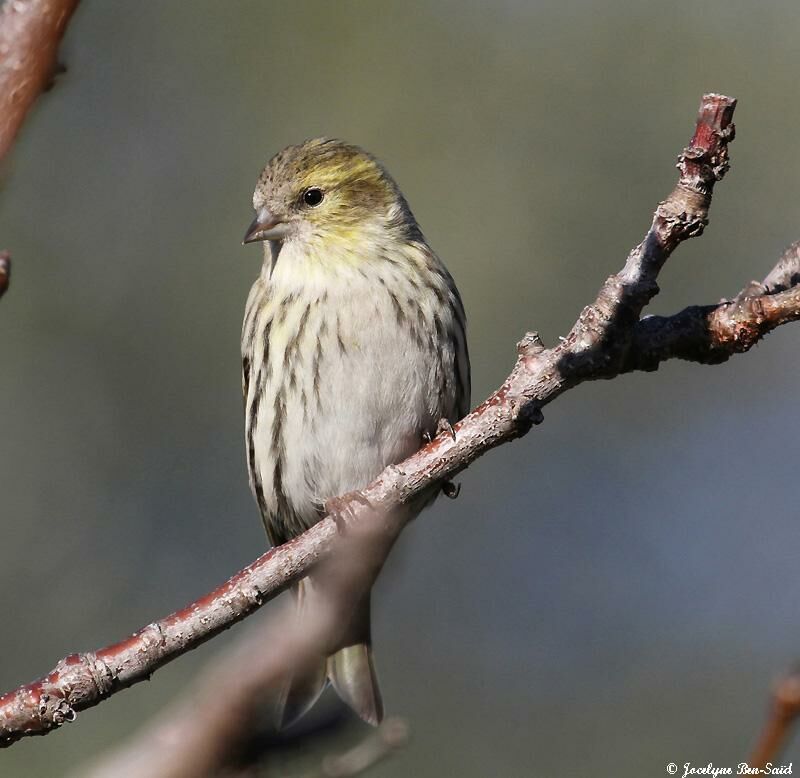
[243,207,290,244]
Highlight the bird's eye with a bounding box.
[303,187,324,207]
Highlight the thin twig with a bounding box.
[1,93,798,749]
[626,247,800,371]
[0,250,9,298]
[0,0,80,296]
[748,666,800,769]
[303,717,410,778]
[0,0,79,162]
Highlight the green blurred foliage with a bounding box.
[1,1,799,775]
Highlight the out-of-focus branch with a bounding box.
[0,0,80,295]
[0,0,79,162]
[748,666,800,770]
[300,717,409,778]
[78,517,401,778]
[2,93,799,749]
[0,250,9,298]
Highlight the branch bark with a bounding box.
[0,0,79,163]
[2,93,798,748]
[0,0,80,297]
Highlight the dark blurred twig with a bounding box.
[0,0,79,163]
[2,93,800,750]
[748,666,800,769]
[0,250,9,298]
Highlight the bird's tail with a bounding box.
[276,578,383,729]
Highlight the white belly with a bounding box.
[242,251,465,544]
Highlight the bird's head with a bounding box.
[244,138,417,250]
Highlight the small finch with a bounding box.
[241,138,470,727]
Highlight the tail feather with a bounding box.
[276,656,328,730]
[275,579,383,729]
[327,643,383,726]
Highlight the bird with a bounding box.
[241,138,470,728]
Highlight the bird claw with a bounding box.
[325,491,374,533]
[442,480,461,499]
[423,418,457,447]
[436,418,457,442]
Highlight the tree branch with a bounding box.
[301,717,409,778]
[0,0,80,298]
[0,250,9,298]
[2,93,797,748]
[748,666,800,769]
[625,243,800,371]
[0,0,79,163]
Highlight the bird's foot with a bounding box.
[325,490,374,533]
[442,480,461,499]
[436,418,457,442]
[423,418,457,447]
[422,420,459,497]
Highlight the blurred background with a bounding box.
[1,1,799,775]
